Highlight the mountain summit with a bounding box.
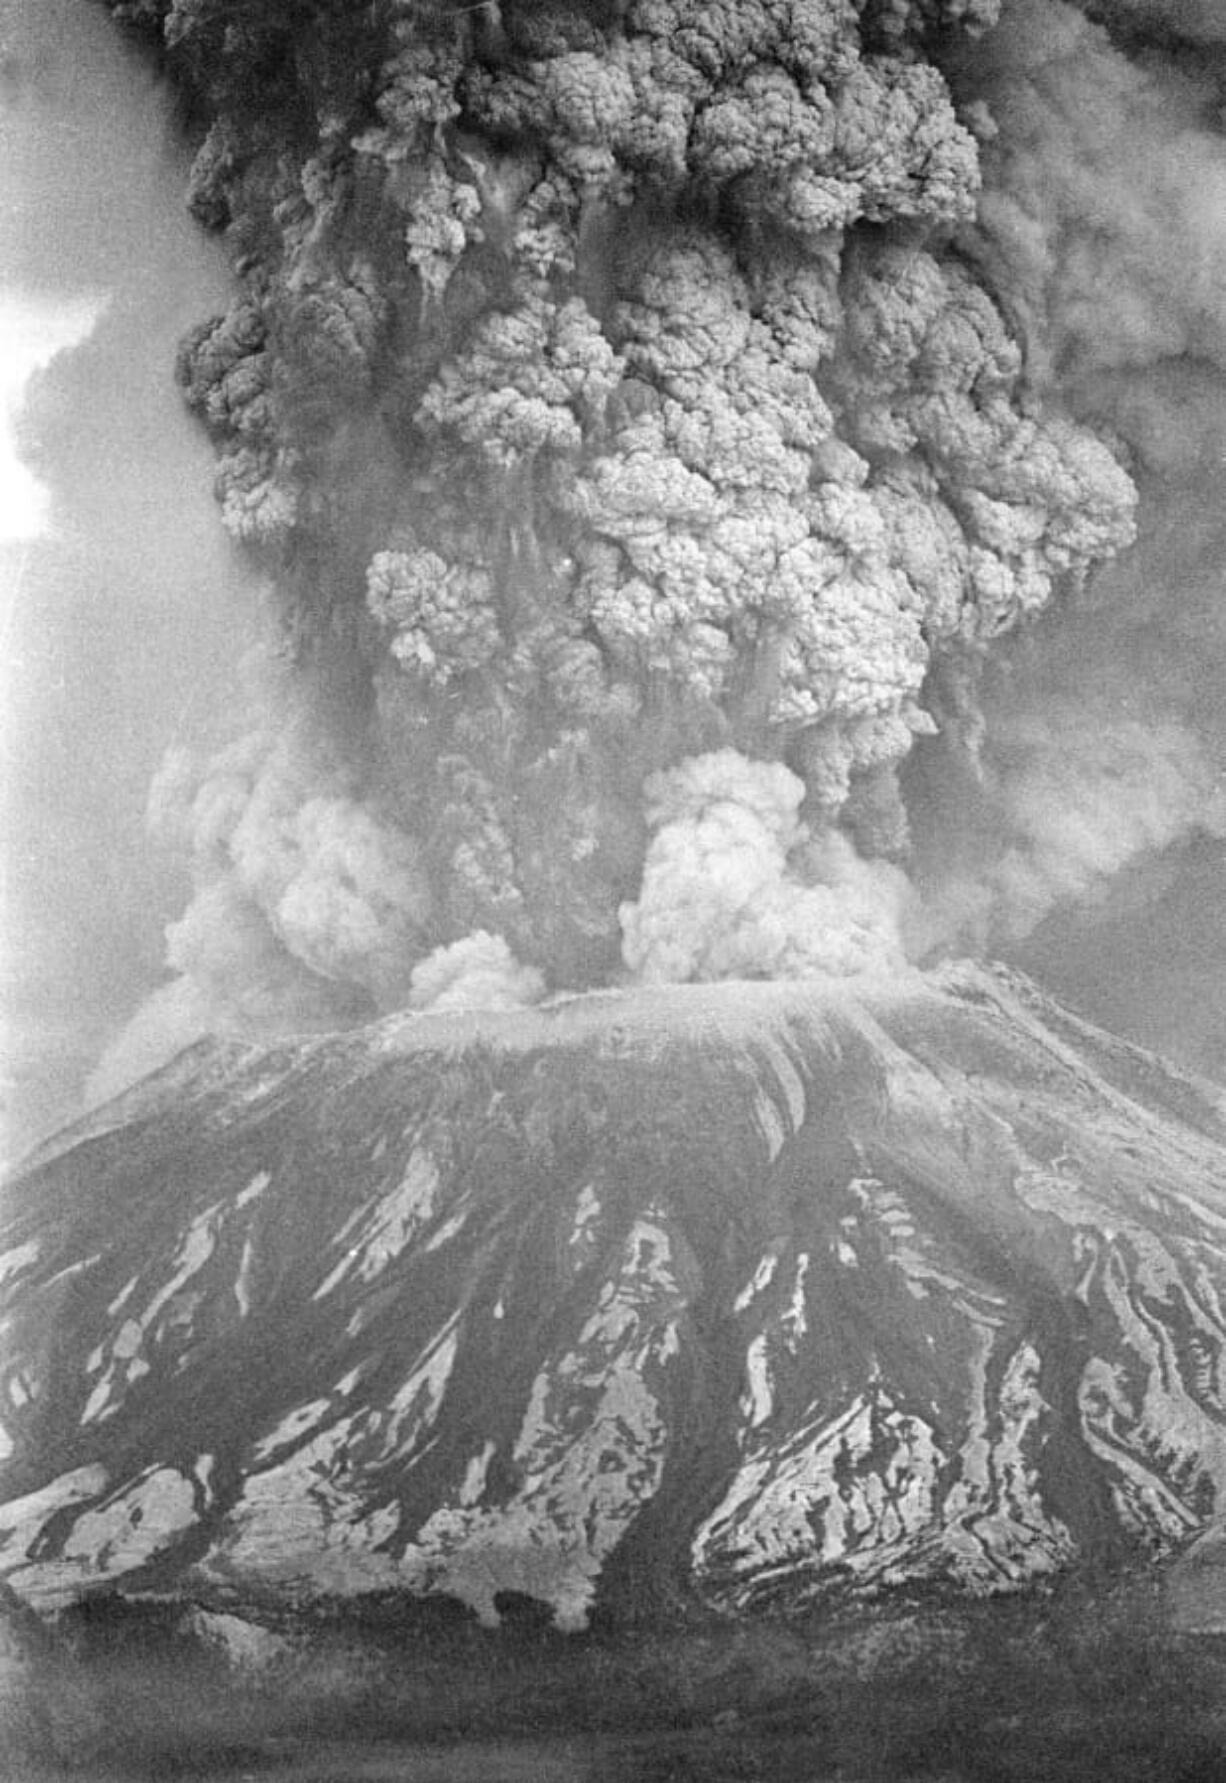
[3,963,1226,1632]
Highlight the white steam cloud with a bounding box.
[408,932,546,1015]
[620,750,911,985]
[150,725,434,1011]
[0,295,104,542]
[90,723,550,1093]
[88,714,436,1101]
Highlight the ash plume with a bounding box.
[83,0,1226,1089]
[905,0,1226,1034]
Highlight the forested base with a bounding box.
[7,1572,1226,1782]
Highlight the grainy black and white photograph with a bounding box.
[4,0,1226,1777]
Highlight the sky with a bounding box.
[0,0,264,1161]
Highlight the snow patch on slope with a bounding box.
[391,1212,687,1629]
[313,1149,440,1298]
[200,1319,461,1593]
[695,1325,1074,1612]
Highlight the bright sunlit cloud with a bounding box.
[0,293,103,542]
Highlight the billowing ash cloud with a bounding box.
[408,930,545,1014]
[82,0,1226,1088]
[621,749,910,982]
[149,724,433,1015]
[974,0,1226,388]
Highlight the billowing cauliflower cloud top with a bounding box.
[95,0,1148,1065]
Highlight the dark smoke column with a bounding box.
[100,0,1135,1044]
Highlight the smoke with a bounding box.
[408,932,545,1015]
[32,0,1226,1117]
[972,0,1226,387]
[86,705,431,1098]
[910,702,1226,953]
[621,750,911,984]
[1079,0,1226,48]
[150,726,434,1014]
[901,0,1226,1068]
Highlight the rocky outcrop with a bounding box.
[3,964,1226,1629]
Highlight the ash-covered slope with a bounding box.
[3,963,1226,1630]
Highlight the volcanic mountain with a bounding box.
[3,962,1226,1634]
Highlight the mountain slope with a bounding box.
[3,963,1226,1630]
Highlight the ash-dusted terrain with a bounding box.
[3,963,1226,1632]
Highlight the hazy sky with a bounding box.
[0,0,263,1160]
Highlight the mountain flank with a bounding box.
[3,963,1226,1632]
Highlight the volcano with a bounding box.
[2,962,1226,1635]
